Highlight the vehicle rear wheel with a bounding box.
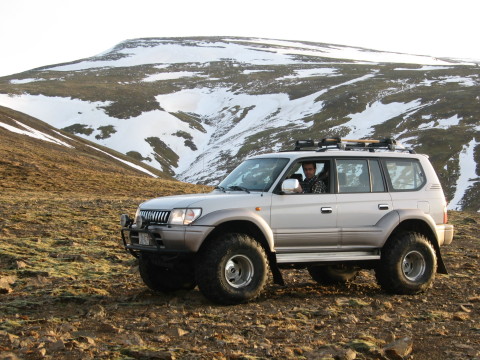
[195,233,269,305]
[375,232,437,294]
[307,264,359,285]
[139,255,196,292]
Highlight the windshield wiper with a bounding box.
[228,186,250,193]
[214,186,226,192]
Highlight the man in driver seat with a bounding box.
[301,162,327,193]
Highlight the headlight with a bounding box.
[169,208,202,225]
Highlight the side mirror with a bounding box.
[281,179,302,194]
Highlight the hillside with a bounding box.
[0,106,211,198]
[0,98,479,359]
[0,37,478,210]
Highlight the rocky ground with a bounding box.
[0,193,479,360]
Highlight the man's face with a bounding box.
[302,163,316,180]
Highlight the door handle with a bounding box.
[378,204,389,210]
[321,207,333,214]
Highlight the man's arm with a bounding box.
[311,179,327,193]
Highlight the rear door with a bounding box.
[335,158,393,248]
[382,157,427,211]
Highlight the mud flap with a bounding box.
[268,252,285,286]
[437,251,448,274]
[434,241,448,274]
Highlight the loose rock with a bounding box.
[383,337,413,360]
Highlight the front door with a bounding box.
[270,159,338,253]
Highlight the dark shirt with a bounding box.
[301,175,327,193]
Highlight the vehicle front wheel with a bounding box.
[139,255,196,292]
[375,232,437,294]
[307,264,359,285]
[195,233,269,305]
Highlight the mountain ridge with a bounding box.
[0,37,478,210]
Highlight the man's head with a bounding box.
[302,162,316,180]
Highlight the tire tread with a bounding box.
[375,232,437,294]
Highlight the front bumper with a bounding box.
[121,224,215,256]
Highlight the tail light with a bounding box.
[443,204,448,224]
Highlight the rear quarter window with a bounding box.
[384,159,426,191]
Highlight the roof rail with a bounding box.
[293,138,415,153]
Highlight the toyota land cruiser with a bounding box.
[120,138,454,305]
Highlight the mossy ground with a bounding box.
[1,189,478,359]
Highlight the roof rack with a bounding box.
[293,137,415,153]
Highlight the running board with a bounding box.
[276,251,380,263]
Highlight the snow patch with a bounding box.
[235,39,468,66]
[448,138,479,210]
[10,78,42,84]
[331,99,424,139]
[0,118,74,148]
[438,76,477,87]
[143,71,204,82]
[0,94,113,130]
[421,76,478,87]
[86,145,158,178]
[418,115,462,129]
[48,41,298,72]
[242,69,275,74]
[278,68,338,80]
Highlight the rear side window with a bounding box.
[384,159,426,191]
[335,159,386,193]
[336,159,370,193]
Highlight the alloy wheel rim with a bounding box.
[224,254,254,288]
[402,250,426,281]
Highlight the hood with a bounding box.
[140,192,218,210]
[140,190,269,211]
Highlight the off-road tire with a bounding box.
[195,233,269,305]
[139,256,196,292]
[307,264,359,285]
[375,232,437,294]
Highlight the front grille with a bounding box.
[140,210,170,224]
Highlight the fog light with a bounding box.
[135,214,147,229]
[120,214,131,227]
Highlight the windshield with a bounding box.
[218,158,289,192]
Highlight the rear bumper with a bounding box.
[436,224,454,246]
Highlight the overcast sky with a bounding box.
[1,0,478,77]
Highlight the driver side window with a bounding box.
[286,160,330,194]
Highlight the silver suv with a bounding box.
[120,138,454,305]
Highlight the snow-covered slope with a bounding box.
[0,106,163,179]
[0,37,478,211]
